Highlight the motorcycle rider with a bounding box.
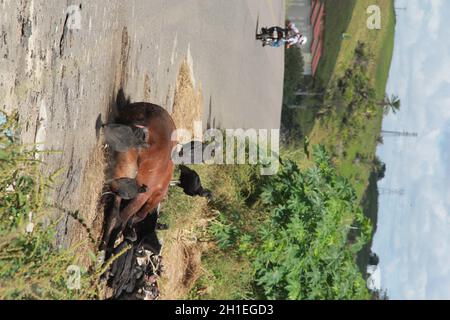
[261,22,307,48]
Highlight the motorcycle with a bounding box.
[256,27,286,47]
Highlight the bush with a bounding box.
[243,146,372,300]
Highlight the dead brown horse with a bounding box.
[101,100,177,254]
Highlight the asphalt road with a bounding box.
[114,0,286,130]
[0,0,285,247]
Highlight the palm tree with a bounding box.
[380,94,401,115]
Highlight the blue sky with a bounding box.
[372,0,450,299]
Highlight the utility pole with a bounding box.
[381,130,418,138]
[379,188,405,196]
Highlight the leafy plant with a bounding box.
[209,213,239,250]
[242,145,372,300]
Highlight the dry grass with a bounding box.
[159,230,203,300]
[158,189,213,300]
[171,60,203,141]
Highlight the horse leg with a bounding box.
[118,192,149,227]
[117,198,159,246]
[100,195,122,254]
[101,150,138,253]
[128,200,155,227]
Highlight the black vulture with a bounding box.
[96,115,149,153]
[102,123,149,152]
[176,165,212,200]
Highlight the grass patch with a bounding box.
[160,162,264,300]
[310,0,396,200]
[189,247,254,300]
[0,113,105,300]
[314,0,357,88]
[325,0,395,97]
[374,7,396,96]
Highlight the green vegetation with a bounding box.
[314,0,357,89]
[319,0,396,97]
[161,158,263,300]
[0,113,102,299]
[280,0,396,298]
[165,144,372,300]
[310,0,396,199]
[247,146,371,299]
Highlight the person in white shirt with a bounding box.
[283,22,308,48]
